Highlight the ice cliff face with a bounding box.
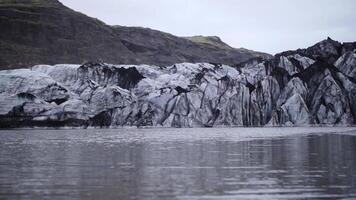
[0,38,355,128]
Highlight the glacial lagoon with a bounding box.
[0,127,356,199]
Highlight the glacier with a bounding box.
[0,39,355,128]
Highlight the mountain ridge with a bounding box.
[0,0,270,69]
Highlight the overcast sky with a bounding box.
[59,0,356,54]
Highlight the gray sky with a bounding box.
[59,0,356,54]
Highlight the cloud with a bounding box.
[60,0,356,54]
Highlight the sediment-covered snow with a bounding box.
[1,46,355,127]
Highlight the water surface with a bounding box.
[0,127,356,199]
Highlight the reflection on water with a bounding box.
[0,127,356,199]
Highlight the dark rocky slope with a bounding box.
[0,0,269,69]
[0,38,355,128]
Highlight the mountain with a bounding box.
[0,38,355,128]
[0,0,270,69]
